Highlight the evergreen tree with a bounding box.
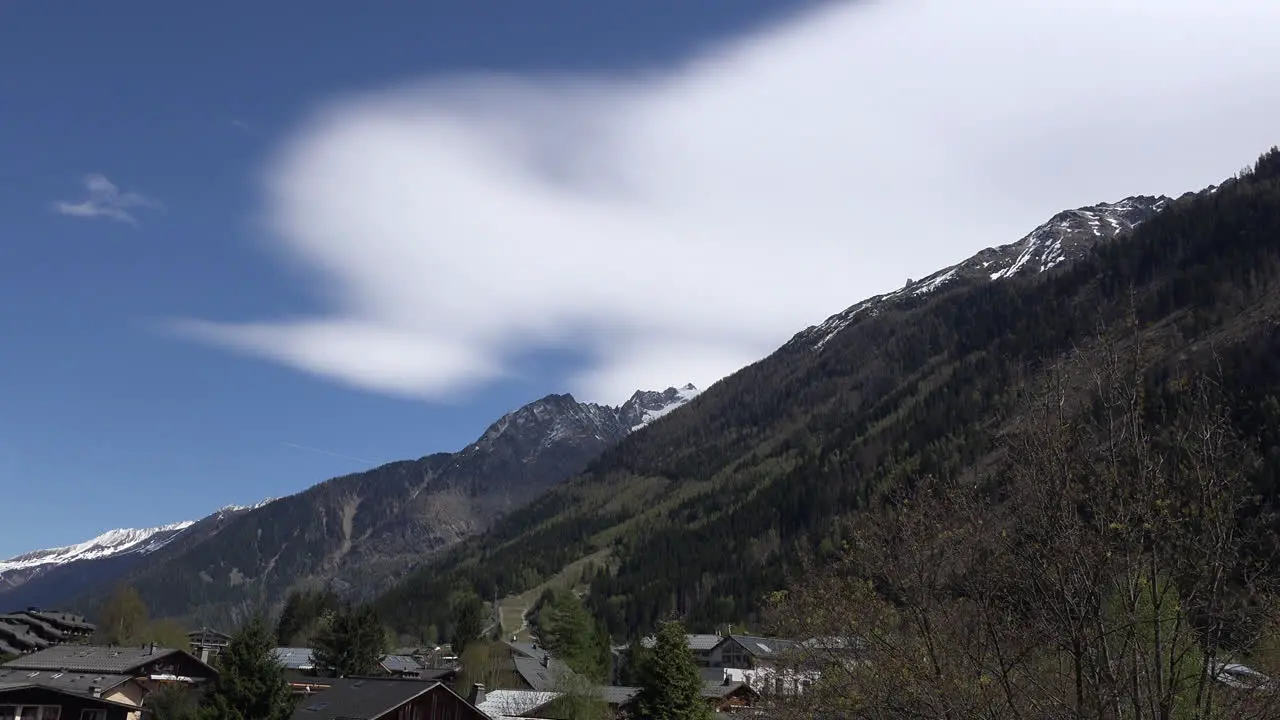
[451,596,485,654]
[198,615,294,720]
[311,602,387,678]
[532,590,610,682]
[616,634,650,686]
[636,621,709,720]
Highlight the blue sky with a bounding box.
[4,0,1280,558]
[0,0,819,556]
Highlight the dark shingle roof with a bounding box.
[504,642,550,663]
[24,611,96,633]
[0,622,50,651]
[0,668,131,695]
[378,655,423,674]
[0,682,140,710]
[512,657,572,692]
[3,644,191,674]
[290,678,444,720]
[0,615,64,640]
[0,641,21,656]
[592,685,640,706]
[700,680,753,699]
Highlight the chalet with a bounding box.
[0,617,63,653]
[274,649,458,690]
[2,644,218,720]
[0,681,139,720]
[638,634,722,667]
[186,628,231,664]
[18,613,95,642]
[290,677,486,720]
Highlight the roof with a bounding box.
[0,641,20,656]
[291,678,447,720]
[639,634,724,652]
[188,627,232,642]
[0,681,139,709]
[275,647,316,669]
[378,655,423,674]
[476,689,560,718]
[0,615,63,640]
[0,668,131,695]
[700,680,753,699]
[2,644,213,676]
[592,686,640,706]
[503,642,550,662]
[24,612,96,633]
[0,622,49,652]
[511,657,573,692]
[723,635,797,658]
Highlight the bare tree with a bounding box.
[768,327,1280,719]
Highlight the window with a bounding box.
[79,711,107,720]
[0,707,62,720]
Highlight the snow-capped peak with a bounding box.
[797,194,1176,352]
[621,383,701,430]
[0,521,195,575]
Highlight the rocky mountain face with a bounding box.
[67,385,698,628]
[0,503,268,612]
[374,150,1280,639]
[797,194,1177,351]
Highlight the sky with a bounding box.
[3,0,1280,558]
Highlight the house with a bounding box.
[0,681,139,720]
[290,677,486,720]
[2,644,218,720]
[18,612,96,642]
[0,617,63,654]
[0,621,50,656]
[186,628,231,664]
[274,649,458,689]
[638,634,723,667]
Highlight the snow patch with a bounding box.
[0,521,195,574]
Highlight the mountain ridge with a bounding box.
[60,383,699,627]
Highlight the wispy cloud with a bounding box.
[175,0,1280,404]
[279,441,376,465]
[53,174,159,225]
[231,119,251,131]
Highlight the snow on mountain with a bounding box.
[0,496,279,579]
[0,521,195,575]
[621,383,702,430]
[798,194,1177,352]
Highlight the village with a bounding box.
[0,605,868,720]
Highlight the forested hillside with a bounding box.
[376,148,1280,644]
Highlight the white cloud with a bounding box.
[53,173,159,225]
[178,0,1280,404]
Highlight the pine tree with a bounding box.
[311,603,387,678]
[636,621,709,720]
[198,615,294,720]
[451,597,485,655]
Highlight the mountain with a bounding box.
[374,149,1280,641]
[800,194,1174,350]
[73,385,698,628]
[0,501,272,612]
